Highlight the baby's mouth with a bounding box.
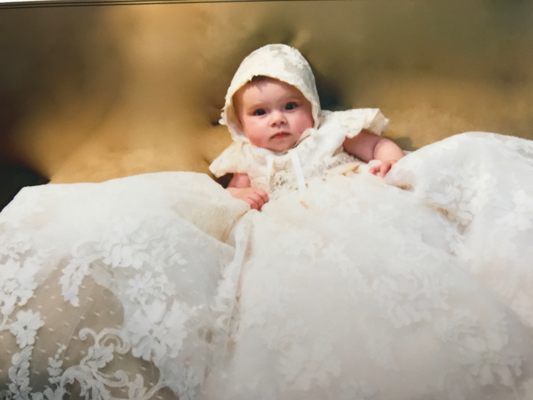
[271,132,291,140]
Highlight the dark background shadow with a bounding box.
[0,4,122,208]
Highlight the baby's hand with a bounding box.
[369,160,397,177]
[227,187,269,210]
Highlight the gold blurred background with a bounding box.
[1,0,532,208]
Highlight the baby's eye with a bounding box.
[252,108,266,116]
[285,102,298,110]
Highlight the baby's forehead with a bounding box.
[237,77,305,98]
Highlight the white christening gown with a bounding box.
[1,133,533,400]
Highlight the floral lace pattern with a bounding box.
[0,173,241,400]
[387,132,533,330]
[206,164,533,399]
[2,134,533,399]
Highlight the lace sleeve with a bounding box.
[312,109,390,158]
[208,142,249,178]
[333,108,389,138]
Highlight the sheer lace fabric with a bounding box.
[2,133,533,399]
[0,173,248,400]
[386,132,533,331]
[4,42,533,399]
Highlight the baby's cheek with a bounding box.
[247,132,267,148]
[299,111,314,131]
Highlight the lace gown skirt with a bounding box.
[386,132,533,331]
[1,132,533,399]
[205,170,533,400]
[0,173,248,399]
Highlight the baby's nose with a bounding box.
[270,110,287,126]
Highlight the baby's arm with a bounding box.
[227,173,269,210]
[343,129,404,176]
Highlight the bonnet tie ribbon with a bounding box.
[266,155,274,190]
[289,150,307,191]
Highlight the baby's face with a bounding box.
[233,78,314,152]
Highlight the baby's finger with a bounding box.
[254,188,269,203]
[248,193,265,210]
[381,161,396,176]
[367,160,382,175]
[245,195,260,210]
[253,193,268,210]
[248,200,260,210]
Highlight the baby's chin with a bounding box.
[265,141,297,153]
[263,134,301,153]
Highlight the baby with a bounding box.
[210,44,404,210]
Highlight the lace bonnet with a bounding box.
[220,44,321,142]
